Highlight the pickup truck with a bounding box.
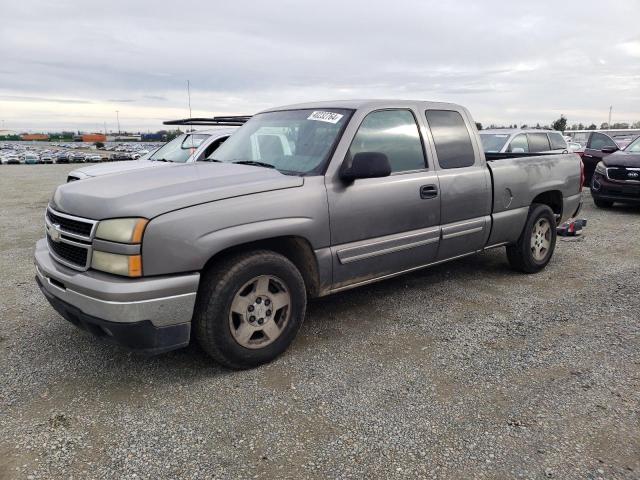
[35,100,583,369]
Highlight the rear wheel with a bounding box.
[193,250,307,369]
[506,204,557,273]
[593,196,613,208]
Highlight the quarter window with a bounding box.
[348,110,426,173]
[548,132,567,150]
[425,110,475,169]
[508,134,529,152]
[527,133,551,152]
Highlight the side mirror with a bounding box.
[601,146,618,154]
[511,147,525,153]
[340,152,391,181]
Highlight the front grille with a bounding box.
[47,210,93,236]
[47,235,88,267]
[608,167,640,182]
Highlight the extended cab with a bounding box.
[35,100,583,369]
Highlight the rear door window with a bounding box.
[527,133,551,152]
[548,132,567,150]
[588,132,618,150]
[425,110,475,169]
[508,134,529,152]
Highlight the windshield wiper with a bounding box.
[232,160,275,169]
[200,158,222,162]
[152,158,171,162]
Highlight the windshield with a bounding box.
[148,133,208,163]
[624,136,640,152]
[209,108,352,174]
[479,133,510,152]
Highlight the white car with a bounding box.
[66,121,243,182]
[480,129,569,154]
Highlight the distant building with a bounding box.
[21,133,50,141]
[106,134,142,142]
[80,133,107,143]
[141,132,167,141]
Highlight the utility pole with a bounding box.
[115,110,121,136]
[103,121,107,135]
[608,106,612,128]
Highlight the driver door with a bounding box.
[326,109,441,290]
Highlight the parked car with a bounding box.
[3,154,20,164]
[69,152,86,163]
[40,154,54,164]
[590,135,640,207]
[23,153,40,164]
[66,125,239,181]
[35,100,582,369]
[567,141,583,153]
[84,154,103,162]
[56,152,71,164]
[479,129,569,154]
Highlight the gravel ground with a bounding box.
[1,165,639,480]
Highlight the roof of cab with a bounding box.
[258,99,465,114]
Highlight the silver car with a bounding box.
[480,129,569,154]
[66,127,238,181]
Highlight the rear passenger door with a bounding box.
[425,109,492,260]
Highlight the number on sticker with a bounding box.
[307,111,344,124]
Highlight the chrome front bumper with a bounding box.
[35,239,199,327]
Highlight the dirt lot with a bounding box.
[1,165,639,479]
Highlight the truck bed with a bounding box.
[484,152,583,247]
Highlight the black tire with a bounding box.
[506,203,557,274]
[592,196,613,208]
[193,250,307,369]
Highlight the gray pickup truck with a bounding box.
[35,100,583,369]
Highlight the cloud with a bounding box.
[0,0,639,130]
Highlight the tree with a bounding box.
[611,122,629,129]
[586,124,597,130]
[475,122,483,130]
[551,115,567,132]
[632,121,640,129]
[577,123,585,130]
[600,122,609,130]
[520,124,528,129]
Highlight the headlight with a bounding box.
[595,162,607,175]
[91,251,143,277]
[93,217,147,277]
[95,218,148,244]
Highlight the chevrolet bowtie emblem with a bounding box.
[49,223,62,242]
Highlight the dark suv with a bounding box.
[591,136,640,207]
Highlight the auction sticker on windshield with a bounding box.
[307,111,344,124]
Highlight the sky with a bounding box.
[1,0,640,133]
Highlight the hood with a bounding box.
[71,159,166,177]
[52,162,304,219]
[602,151,640,168]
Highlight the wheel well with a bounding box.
[202,236,321,297]
[531,190,563,220]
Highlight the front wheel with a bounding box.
[193,250,307,369]
[506,204,557,273]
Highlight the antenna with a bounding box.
[187,80,193,121]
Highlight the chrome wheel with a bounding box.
[228,275,291,349]
[530,218,551,261]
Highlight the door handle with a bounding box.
[420,184,438,199]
